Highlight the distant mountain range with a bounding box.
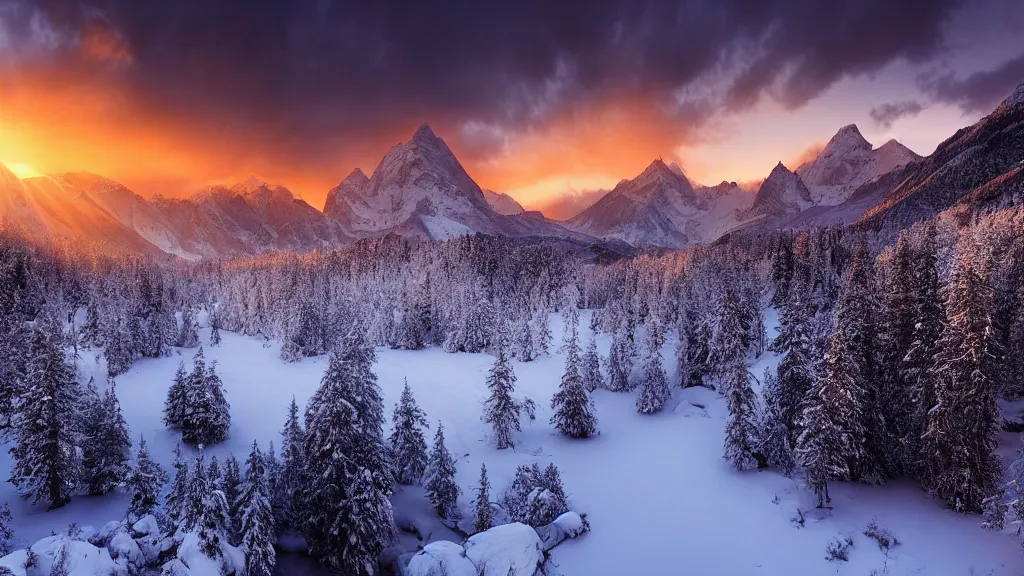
[2,82,1022,257]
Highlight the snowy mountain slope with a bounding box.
[0,166,169,256]
[482,189,525,215]
[857,82,1024,236]
[322,124,584,242]
[796,125,920,206]
[746,162,813,218]
[51,172,201,260]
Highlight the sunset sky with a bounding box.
[1,0,1023,217]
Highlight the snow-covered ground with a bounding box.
[2,311,1022,575]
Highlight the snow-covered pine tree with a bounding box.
[81,381,131,495]
[197,489,232,558]
[301,348,396,573]
[758,369,795,476]
[551,315,598,437]
[483,332,534,449]
[425,422,461,523]
[512,312,536,362]
[209,308,222,347]
[722,355,758,471]
[208,455,223,492]
[164,443,190,531]
[502,462,570,527]
[0,501,11,556]
[903,224,944,479]
[921,253,1004,512]
[237,441,276,576]
[472,464,493,534]
[125,435,168,522]
[771,296,815,446]
[222,455,242,540]
[606,325,636,392]
[184,450,211,531]
[180,351,231,445]
[8,320,81,509]
[276,396,305,531]
[582,334,603,392]
[796,354,851,508]
[636,321,671,414]
[389,380,430,484]
[534,311,552,356]
[177,308,199,348]
[163,362,189,430]
[823,242,883,484]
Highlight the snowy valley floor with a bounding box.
[3,313,1023,575]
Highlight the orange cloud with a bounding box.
[79,22,134,66]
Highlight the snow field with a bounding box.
[1,311,1022,575]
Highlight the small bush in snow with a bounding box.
[863,519,900,551]
[824,536,853,562]
[790,508,805,529]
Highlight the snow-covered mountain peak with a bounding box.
[999,81,1024,110]
[232,176,268,195]
[748,162,812,217]
[825,124,872,153]
[796,124,920,206]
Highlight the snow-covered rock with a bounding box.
[405,540,477,576]
[463,523,544,576]
[29,535,126,576]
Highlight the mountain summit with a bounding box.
[796,124,919,205]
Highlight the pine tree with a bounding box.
[796,356,851,508]
[184,450,210,532]
[581,334,603,392]
[551,316,598,437]
[301,347,396,573]
[209,308,222,347]
[222,455,242,539]
[8,320,81,509]
[208,455,223,492]
[180,350,231,445]
[276,396,305,531]
[921,255,1004,512]
[606,326,636,392]
[163,362,189,430]
[389,381,430,484]
[125,435,168,522]
[636,322,671,414]
[197,490,231,558]
[483,333,534,449]
[722,360,758,471]
[512,313,536,362]
[534,312,552,356]
[237,441,276,576]
[823,243,883,484]
[472,464,493,534]
[164,443,190,530]
[0,501,13,556]
[758,370,795,476]
[178,308,199,348]
[81,381,131,496]
[425,423,461,523]
[771,297,815,446]
[903,224,944,480]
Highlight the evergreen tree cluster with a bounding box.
[163,348,231,445]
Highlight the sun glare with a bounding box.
[6,162,40,179]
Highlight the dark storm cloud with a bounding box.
[869,101,925,129]
[3,0,963,161]
[917,52,1024,114]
